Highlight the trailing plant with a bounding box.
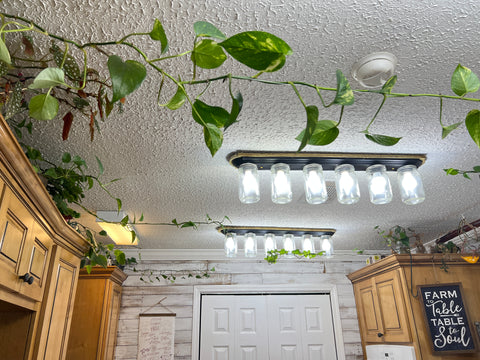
[375,225,418,254]
[265,248,325,264]
[0,14,480,173]
[135,266,216,284]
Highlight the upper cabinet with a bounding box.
[348,254,480,360]
[0,114,89,360]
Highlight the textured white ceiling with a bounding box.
[3,0,480,252]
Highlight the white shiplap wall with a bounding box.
[114,253,371,360]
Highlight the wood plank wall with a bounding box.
[114,257,367,360]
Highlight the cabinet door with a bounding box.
[18,221,54,301]
[355,277,385,343]
[374,270,411,343]
[0,186,34,293]
[102,282,123,360]
[34,246,80,360]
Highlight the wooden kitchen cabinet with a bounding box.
[66,266,127,360]
[348,254,480,360]
[0,114,89,360]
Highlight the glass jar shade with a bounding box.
[224,233,237,257]
[244,233,257,257]
[301,234,315,253]
[238,163,260,204]
[264,233,276,255]
[271,163,292,204]
[283,234,296,257]
[321,235,333,258]
[366,164,393,204]
[335,164,360,204]
[303,164,328,204]
[397,165,425,205]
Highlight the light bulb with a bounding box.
[335,164,360,204]
[238,163,260,204]
[397,165,425,205]
[303,164,328,204]
[224,233,237,257]
[244,233,257,257]
[366,164,392,205]
[321,235,333,258]
[264,233,276,255]
[283,234,295,257]
[302,234,315,253]
[271,163,292,204]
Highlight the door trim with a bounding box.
[191,284,346,360]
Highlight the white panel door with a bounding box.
[267,294,337,360]
[200,295,269,360]
[200,294,337,360]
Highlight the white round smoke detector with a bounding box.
[351,52,397,88]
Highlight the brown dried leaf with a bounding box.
[62,111,74,141]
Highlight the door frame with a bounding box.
[191,284,346,360]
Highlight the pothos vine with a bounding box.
[0,13,479,175]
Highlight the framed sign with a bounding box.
[418,283,477,353]
[137,313,176,360]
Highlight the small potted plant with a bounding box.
[375,225,418,254]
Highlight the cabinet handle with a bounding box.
[377,332,384,338]
[19,273,34,285]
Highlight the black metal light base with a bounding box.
[217,225,336,237]
[227,151,426,171]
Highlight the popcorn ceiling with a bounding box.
[2,0,480,250]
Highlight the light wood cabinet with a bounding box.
[348,254,480,360]
[0,114,89,359]
[66,266,127,360]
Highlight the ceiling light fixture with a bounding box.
[351,52,397,88]
[96,210,138,245]
[228,151,426,206]
[217,226,335,258]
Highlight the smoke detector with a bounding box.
[351,52,397,88]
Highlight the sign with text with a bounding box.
[137,314,175,360]
[419,283,476,353]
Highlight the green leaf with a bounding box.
[441,122,462,139]
[149,19,169,54]
[107,244,115,251]
[115,250,126,265]
[463,173,471,180]
[5,82,23,120]
[194,21,226,40]
[72,155,86,167]
[473,166,480,172]
[225,91,243,130]
[164,86,186,110]
[333,70,354,105]
[139,213,144,222]
[0,37,11,64]
[380,75,397,94]
[298,105,319,151]
[29,68,66,89]
[87,177,94,189]
[204,123,223,156]
[85,264,92,274]
[28,94,59,120]
[62,152,71,163]
[180,221,197,229]
[296,120,339,146]
[94,254,108,268]
[220,31,292,72]
[116,198,122,212]
[108,55,147,103]
[99,230,108,236]
[465,109,480,148]
[120,215,129,226]
[365,133,402,146]
[192,39,227,69]
[49,43,82,83]
[192,100,230,127]
[96,156,104,175]
[73,97,90,109]
[451,64,480,96]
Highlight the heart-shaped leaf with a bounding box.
[164,86,186,110]
[22,35,35,57]
[29,68,66,89]
[225,91,243,130]
[298,105,319,151]
[380,75,397,94]
[204,123,223,156]
[296,120,339,146]
[194,21,226,40]
[150,19,169,54]
[451,64,480,96]
[108,55,147,103]
[465,109,480,148]
[29,94,59,120]
[333,70,354,105]
[0,37,11,64]
[365,133,402,146]
[220,31,292,72]
[444,168,459,176]
[191,39,227,69]
[441,122,462,139]
[192,100,230,127]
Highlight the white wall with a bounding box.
[114,252,371,360]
